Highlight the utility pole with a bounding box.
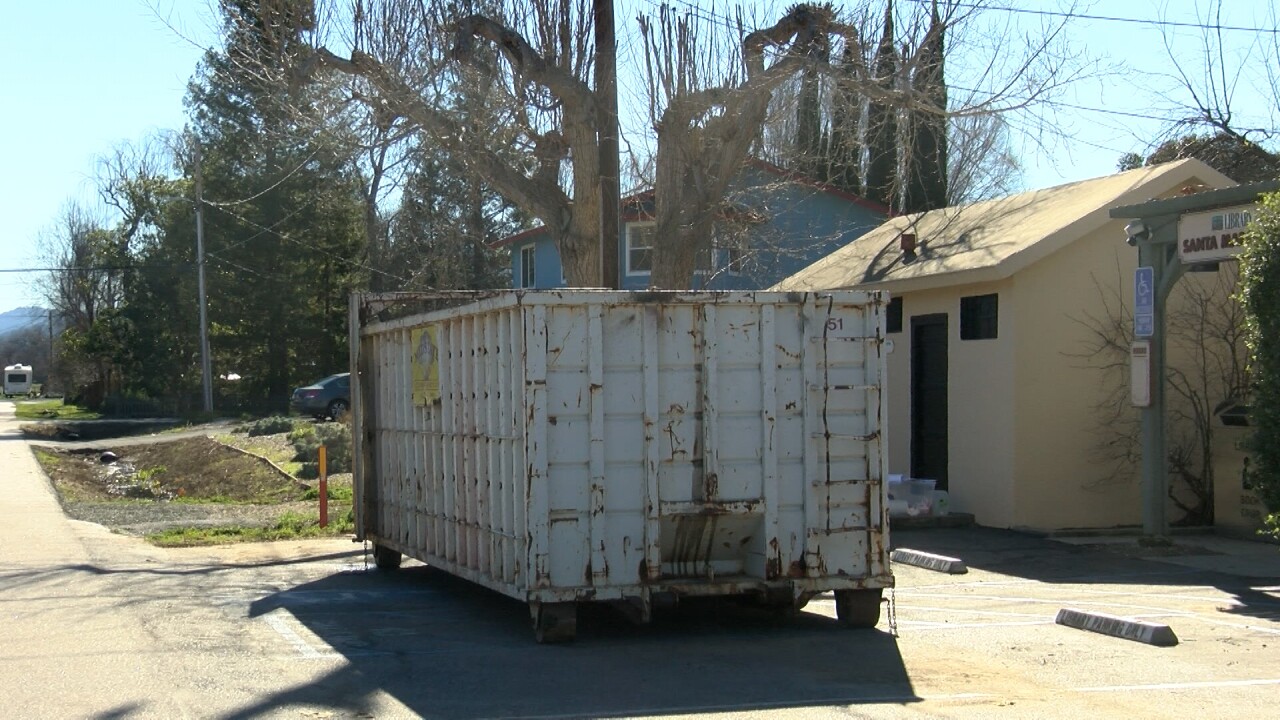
[595,0,620,289]
[194,142,214,413]
[47,308,54,394]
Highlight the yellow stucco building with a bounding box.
[777,159,1237,532]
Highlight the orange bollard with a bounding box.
[318,445,328,528]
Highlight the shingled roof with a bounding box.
[774,158,1236,293]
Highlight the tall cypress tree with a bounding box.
[825,38,865,193]
[793,4,831,179]
[902,1,949,214]
[864,2,900,211]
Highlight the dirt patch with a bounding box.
[33,432,352,538]
[41,436,307,503]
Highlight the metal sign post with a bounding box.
[1111,180,1279,544]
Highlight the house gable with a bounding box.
[493,162,887,290]
[774,158,1237,294]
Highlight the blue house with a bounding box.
[494,160,889,290]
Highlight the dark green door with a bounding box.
[911,314,949,490]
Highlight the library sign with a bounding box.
[1178,204,1256,264]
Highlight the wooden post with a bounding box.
[318,444,329,528]
[595,0,620,289]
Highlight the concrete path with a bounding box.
[0,401,92,563]
[0,399,374,719]
[0,400,187,715]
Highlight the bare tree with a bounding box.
[1130,0,1279,173]
[640,4,867,287]
[286,1,605,284]
[255,0,1089,289]
[36,204,124,401]
[1070,264,1249,525]
[948,111,1022,203]
[96,136,177,248]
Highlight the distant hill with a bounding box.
[0,306,47,337]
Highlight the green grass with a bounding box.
[33,449,62,468]
[14,399,100,420]
[301,483,354,501]
[144,508,355,547]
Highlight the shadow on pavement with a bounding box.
[0,551,370,592]
[235,566,915,719]
[892,526,1280,623]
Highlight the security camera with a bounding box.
[1125,219,1149,246]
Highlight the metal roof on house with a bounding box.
[773,159,1237,293]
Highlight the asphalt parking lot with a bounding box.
[191,526,1279,719]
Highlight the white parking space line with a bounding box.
[1074,679,1280,693]
[893,590,1205,616]
[898,568,1208,591]
[893,587,1280,636]
[898,620,1054,630]
[890,604,1055,619]
[262,609,340,660]
[496,693,998,720]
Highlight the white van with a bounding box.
[3,364,33,396]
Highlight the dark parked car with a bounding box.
[290,373,350,420]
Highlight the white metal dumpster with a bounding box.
[351,290,892,641]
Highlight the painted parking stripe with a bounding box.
[263,609,339,660]
[494,693,997,720]
[893,590,1280,636]
[1075,679,1280,693]
[897,620,1055,630]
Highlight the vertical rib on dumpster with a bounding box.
[760,303,781,579]
[641,305,662,582]
[527,303,551,588]
[588,305,608,586]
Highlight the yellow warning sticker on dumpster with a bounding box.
[411,325,441,405]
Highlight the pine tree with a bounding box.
[186,0,365,406]
[390,145,519,291]
[864,2,900,211]
[902,1,949,214]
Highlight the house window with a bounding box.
[714,225,749,275]
[886,296,903,334]
[626,223,655,276]
[960,293,998,340]
[692,226,750,277]
[520,245,536,288]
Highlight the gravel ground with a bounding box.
[61,499,321,536]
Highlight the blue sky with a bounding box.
[1,0,1276,313]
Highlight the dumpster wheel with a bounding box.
[834,588,883,628]
[372,543,402,570]
[532,602,577,643]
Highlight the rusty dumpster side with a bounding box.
[350,290,892,641]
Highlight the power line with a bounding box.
[202,149,322,208]
[0,265,191,273]
[904,0,1280,35]
[653,0,1279,43]
[205,203,411,284]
